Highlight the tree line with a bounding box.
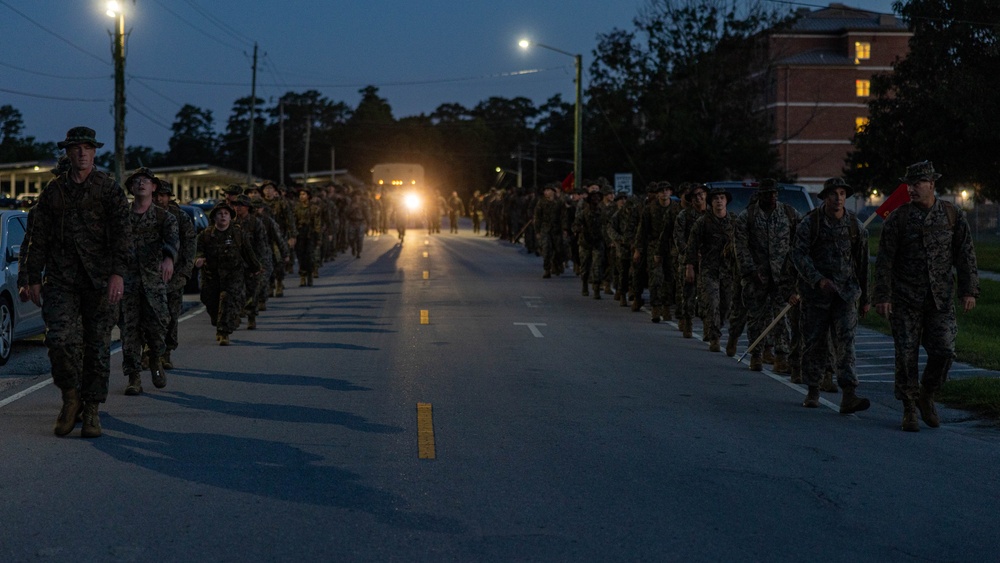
[2,0,996,200]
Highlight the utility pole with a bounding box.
[246,42,258,186]
[516,143,523,189]
[110,6,126,183]
[303,111,311,179]
[278,99,285,184]
[330,147,336,183]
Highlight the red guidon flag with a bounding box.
[876,183,911,219]
[561,172,574,193]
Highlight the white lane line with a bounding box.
[0,304,206,409]
[513,322,547,338]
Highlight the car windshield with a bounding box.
[705,183,815,216]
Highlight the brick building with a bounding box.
[767,3,912,190]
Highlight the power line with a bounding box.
[180,0,255,46]
[0,61,108,81]
[0,0,109,66]
[146,0,247,53]
[128,66,569,89]
[0,86,107,103]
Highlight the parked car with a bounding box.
[704,181,816,216]
[16,195,38,208]
[0,193,18,209]
[1,209,45,365]
[186,198,217,213]
[180,204,209,293]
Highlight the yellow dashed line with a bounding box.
[422,251,429,258]
[420,309,429,324]
[417,402,436,459]
[423,271,429,280]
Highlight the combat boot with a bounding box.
[682,319,693,339]
[275,279,284,297]
[820,370,838,392]
[839,386,871,414]
[773,354,791,375]
[749,354,763,372]
[802,386,820,408]
[247,316,257,330]
[216,331,223,343]
[651,306,661,323]
[307,274,313,287]
[630,296,642,312]
[218,333,231,346]
[917,387,940,428]
[790,364,803,384]
[81,402,101,438]
[614,290,622,301]
[581,279,589,297]
[542,269,551,279]
[312,267,319,278]
[662,305,672,322]
[124,374,143,396]
[161,351,173,370]
[592,284,602,300]
[299,274,307,287]
[619,293,628,307]
[708,338,721,353]
[258,301,267,312]
[901,399,920,432]
[725,334,738,357]
[603,281,613,295]
[762,345,776,365]
[53,388,82,436]
[150,358,166,389]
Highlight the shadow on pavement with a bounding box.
[95,415,464,533]
[169,367,371,392]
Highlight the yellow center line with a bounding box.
[422,251,429,258]
[422,271,429,280]
[420,309,429,324]
[416,402,436,459]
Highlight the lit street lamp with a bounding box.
[106,1,126,184]
[519,39,582,192]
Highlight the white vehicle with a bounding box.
[1,209,45,365]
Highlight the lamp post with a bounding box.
[519,39,582,193]
[106,1,126,183]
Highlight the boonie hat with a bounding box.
[58,126,104,149]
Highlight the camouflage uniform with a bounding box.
[635,192,680,318]
[346,196,367,257]
[197,222,260,337]
[533,190,567,277]
[673,205,707,328]
[234,206,269,326]
[24,166,131,404]
[573,196,605,296]
[790,205,869,390]
[606,196,637,305]
[874,199,979,401]
[121,203,178,380]
[295,196,323,283]
[256,201,289,308]
[735,192,800,362]
[685,206,736,343]
[447,194,465,233]
[164,201,196,359]
[265,193,296,291]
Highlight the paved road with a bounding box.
[2,225,999,561]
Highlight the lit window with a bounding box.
[854,42,871,64]
[855,117,869,133]
[856,79,871,97]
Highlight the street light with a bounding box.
[106,1,126,184]
[519,38,582,193]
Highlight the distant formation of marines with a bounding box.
[496,165,978,433]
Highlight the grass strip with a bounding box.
[938,378,1000,419]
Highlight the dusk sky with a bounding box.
[2,0,899,153]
